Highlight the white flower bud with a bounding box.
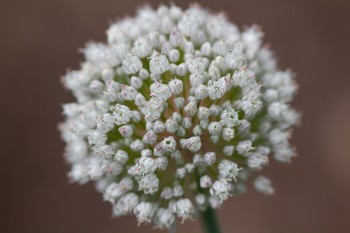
[175,199,194,222]
[165,118,179,133]
[172,112,183,123]
[176,167,186,179]
[221,107,238,127]
[222,128,235,141]
[190,72,204,87]
[89,80,104,93]
[161,136,177,152]
[168,49,180,63]
[184,101,197,116]
[200,42,211,56]
[120,85,137,101]
[204,152,216,166]
[130,76,143,89]
[248,153,269,169]
[168,79,183,95]
[176,63,187,76]
[176,126,186,137]
[122,54,142,74]
[103,177,133,203]
[154,208,175,230]
[118,124,133,138]
[238,119,251,133]
[113,193,139,216]
[170,28,184,47]
[136,156,157,175]
[185,163,195,173]
[141,149,152,157]
[194,85,208,100]
[200,175,213,188]
[200,119,209,129]
[174,97,185,108]
[143,130,157,144]
[208,122,222,135]
[236,140,254,156]
[198,107,211,120]
[182,117,192,129]
[150,52,170,74]
[169,63,177,74]
[210,135,220,144]
[114,150,129,164]
[254,176,274,195]
[208,79,226,100]
[156,156,168,170]
[209,104,222,116]
[223,145,235,156]
[101,68,114,81]
[268,102,288,120]
[138,68,149,80]
[210,180,231,202]
[183,41,194,54]
[135,93,147,107]
[161,187,173,199]
[218,160,240,181]
[185,136,202,152]
[94,100,109,114]
[187,56,206,74]
[154,143,166,157]
[130,139,144,151]
[134,202,156,224]
[208,65,221,81]
[153,120,165,133]
[161,42,173,55]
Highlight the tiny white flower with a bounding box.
[169,28,184,47]
[118,124,133,138]
[218,160,240,181]
[168,78,183,95]
[161,136,177,152]
[254,176,275,195]
[223,145,235,156]
[150,52,170,74]
[113,193,139,216]
[222,128,235,141]
[113,104,133,125]
[236,140,254,156]
[204,152,216,166]
[200,175,213,188]
[208,122,223,135]
[122,54,143,74]
[184,101,198,116]
[185,136,202,152]
[134,202,156,224]
[168,49,180,63]
[209,180,231,202]
[138,172,159,194]
[154,208,175,230]
[175,199,194,222]
[165,118,179,133]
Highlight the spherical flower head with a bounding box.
[60,3,300,230]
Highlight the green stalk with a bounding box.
[200,206,222,233]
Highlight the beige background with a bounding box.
[1,0,350,232]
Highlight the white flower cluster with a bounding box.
[60,4,299,230]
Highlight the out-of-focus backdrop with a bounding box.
[1,0,350,232]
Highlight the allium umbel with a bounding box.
[60,4,299,231]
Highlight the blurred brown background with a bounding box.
[1,0,350,232]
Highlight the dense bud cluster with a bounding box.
[60,4,299,230]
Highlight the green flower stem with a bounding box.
[200,206,222,233]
